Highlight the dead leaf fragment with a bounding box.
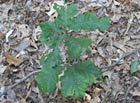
[0,65,7,74]
[6,55,23,66]
[7,89,16,99]
[84,93,91,101]
[90,96,101,103]
[94,87,102,94]
[0,32,5,40]
[21,98,27,103]
[32,26,41,41]
[14,38,30,52]
[16,24,30,40]
[129,88,140,96]
[111,14,122,23]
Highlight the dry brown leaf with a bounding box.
[15,24,30,40]
[0,32,5,40]
[113,0,121,6]
[97,47,106,57]
[90,96,101,103]
[93,56,104,67]
[111,14,122,23]
[111,73,123,96]
[88,6,99,11]
[124,0,130,4]
[0,65,7,74]
[32,26,41,41]
[7,89,16,99]
[129,88,140,96]
[6,55,23,66]
[86,0,110,7]
[14,38,30,52]
[25,88,32,100]
[84,93,91,101]
[94,87,102,94]
[113,40,126,52]
[21,98,27,103]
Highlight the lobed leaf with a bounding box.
[61,60,101,97]
[40,21,63,44]
[36,48,64,93]
[37,3,110,98]
[40,48,62,68]
[36,65,64,93]
[69,12,111,31]
[66,36,92,61]
[48,34,67,48]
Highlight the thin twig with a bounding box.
[123,79,140,103]
[0,70,41,97]
[99,47,140,70]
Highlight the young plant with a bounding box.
[36,3,111,98]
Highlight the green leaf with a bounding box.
[37,3,111,98]
[61,60,101,97]
[130,60,140,74]
[54,4,77,23]
[36,48,64,93]
[66,36,92,61]
[48,34,67,48]
[40,48,62,68]
[53,4,111,31]
[40,4,111,45]
[40,22,55,43]
[40,21,63,44]
[98,16,111,31]
[70,12,111,31]
[36,65,64,93]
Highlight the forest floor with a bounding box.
[1,0,140,103]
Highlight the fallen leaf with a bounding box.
[111,73,123,96]
[32,26,41,41]
[113,0,121,6]
[113,40,126,52]
[111,14,122,23]
[84,93,91,101]
[0,65,7,74]
[21,98,27,103]
[15,24,30,40]
[93,87,102,94]
[90,96,101,103]
[14,38,30,52]
[129,88,140,96]
[87,0,110,7]
[7,89,16,99]
[124,0,130,4]
[0,32,5,40]
[6,55,23,66]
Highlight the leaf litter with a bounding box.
[1,0,140,103]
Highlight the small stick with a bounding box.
[0,70,41,97]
